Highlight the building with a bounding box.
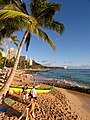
[19,56,33,66]
[1,52,7,57]
[64,65,68,69]
[28,58,33,66]
[1,48,33,66]
[19,55,27,62]
[7,48,18,59]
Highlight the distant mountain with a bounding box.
[32,60,42,66]
[32,60,67,69]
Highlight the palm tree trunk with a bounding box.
[0,31,29,100]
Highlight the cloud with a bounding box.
[69,64,90,69]
[43,63,52,66]
[64,61,72,64]
[52,61,57,63]
[41,60,57,66]
[41,60,49,63]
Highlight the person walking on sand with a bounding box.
[30,86,37,99]
[28,86,37,118]
[28,95,36,118]
[33,78,36,86]
[22,84,28,102]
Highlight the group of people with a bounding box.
[22,84,37,118]
[0,69,11,80]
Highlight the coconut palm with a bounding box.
[23,0,64,51]
[0,11,37,99]
[0,0,64,99]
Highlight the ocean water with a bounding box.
[37,69,90,88]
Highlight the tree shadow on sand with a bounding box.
[6,93,29,105]
[1,102,22,118]
[6,93,22,102]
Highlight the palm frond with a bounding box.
[0,10,37,32]
[0,26,18,41]
[0,0,22,8]
[52,21,64,34]
[8,35,20,47]
[1,39,9,49]
[4,3,22,12]
[30,0,61,20]
[30,0,64,35]
[3,1,29,15]
[0,47,4,51]
[47,20,64,34]
[25,33,31,51]
[0,42,4,51]
[0,10,30,20]
[21,2,29,15]
[33,27,56,51]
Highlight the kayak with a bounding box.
[0,85,54,94]
[10,85,40,88]
[0,84,39,90]
[8,85,54,94]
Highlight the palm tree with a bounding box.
[0,11,37,99]
[0,35,20,67]
[0,0,64,99]
[0,43,4,51]
[23,0,64,51]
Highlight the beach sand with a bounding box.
[59,88,90,120]
[0,70,90,120]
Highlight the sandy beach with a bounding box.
[59,88,90,120]
[0,69,90,120]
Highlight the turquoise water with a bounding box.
[37,69,90,88]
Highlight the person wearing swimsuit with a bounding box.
[28,95,35,118]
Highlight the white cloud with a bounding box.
[69,64,90,69]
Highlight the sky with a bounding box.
[4,0,90,68]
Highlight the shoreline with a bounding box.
[32,73,90,94]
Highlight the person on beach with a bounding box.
[20,72,24,83]
[33,78,36,86]
[28,95,36,118]
[22,84,28,102]
[28,86,37,118]
[30,86,37,99]
[5,69,11,81]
